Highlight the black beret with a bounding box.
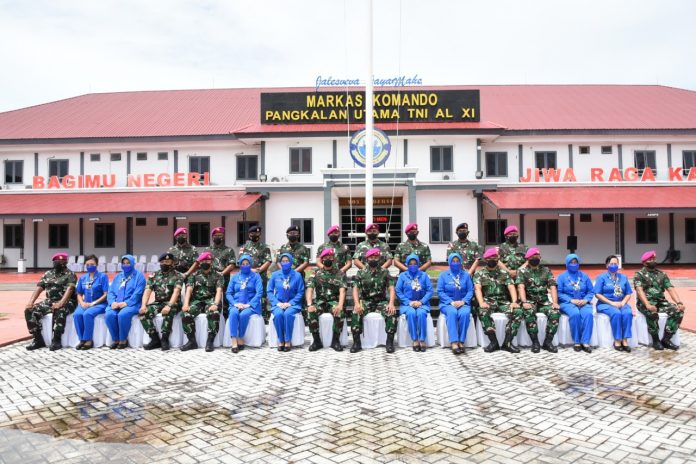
[159,252,175,261]
[286,225,300,233]
[456,223,469,230]
[248,225,261,233]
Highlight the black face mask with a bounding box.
[249,234,260,242]
[367,233,378,241]
[159,264,173,273]
[322,259,334,268]
[200,263,212,271]
[213,237,223,245]
[457,231,469,240]
[288,235,299,243]
[53,261,66,271]
[407,233,418,241]
[646,261,657,269]
[529,258,541,267]
[176,236,187,244]
[486,259,498,268]
[328,234,339,243]
[367,260,380,268]
[507,236,518,244]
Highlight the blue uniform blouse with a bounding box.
[76,272,110,304]
[267,270,305,307]
[556,271,595,304]
[437,270,474,308]
[395,270,433,306]
[593,271,632,302]
[226,271,263,307]
[107,270,146,307]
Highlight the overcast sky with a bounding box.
[1,0,694,112]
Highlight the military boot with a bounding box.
[144,332,161,350]
[160,333,170,351]
[349,332,362,353]
[330,332,343,351]
[530,333,541,353]
[385,333,395,353]
[308,332,323,352]
[542,333,558,353]
[483,332,499,353]
[49,333,62,351]
[26,332,46,351]
[651,333,664,350]
[205,333,216,352]
[501,332,520,353]
[180,332,198,351]
[661,332,679,350]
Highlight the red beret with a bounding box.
[366,223,379,232]
[483,247,499,259]
[52,252,68,261]
[174,227,187,237]
[211,227,225,236]
[641,250,656,263]
[405,223,418,233]
[319,248,335,259]
[503,225,519,235]
[196,252,213,262]
[365,248,381,258]
[326,225,339,235]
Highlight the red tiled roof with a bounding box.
[0,190,261,216]
[1,85,696,140]
[484,186,696,212]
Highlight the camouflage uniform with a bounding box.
[446,239,483,269]
[204,244,236,316]
[184,270,224,335]
[353,239,393,267]
[352,267,396,334]
[499,242,529,272]
[306,268,347,334]
[140,269,184,336]
[394,240,432,266]
[25,268,77,337]
[473,267,518,334]
[240,239,272,319]
[168,243,198,273]
[633,267,684,337]
[515,266,559,336]
[316,241,351,268]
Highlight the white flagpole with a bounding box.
[365,0,374,228]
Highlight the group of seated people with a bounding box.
[23,224,686,355]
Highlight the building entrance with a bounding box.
[339,197,402,252]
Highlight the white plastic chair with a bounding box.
[70,255,85,272]
[397,313,436,347]
[146,255,160,272]
[220,314,266,347]
[40,313,80,348]
[106,256,120,273]
[318,312,349,347]
[134,255,147,273]
[104,315,145,348]
[267,313,305,347]
[437,314,478,348]
[97,255,107,273]
[360,312,387,348]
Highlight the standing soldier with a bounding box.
[316,225,352,273]
[138,253,184,351]
[634,250,686,350]
[473,247,521,353]
[168,227,198,277]
[446,222,483,275]
[240,225,272,320]
[498,225,528,278]
[515,248,560,353]
[353,223,393,269]
[394,223,432,272]
[181,252,224,352]
[306,248,348,351]
[203,226,236,317]
[275,225,311,277]
[24,252,77,351]
[351,248,397,353]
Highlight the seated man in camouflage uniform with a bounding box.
[351,248,397,353]
[498,225,528,279]
[139,253,184,351]
[181,252,224,352]
[634,250,686,350]
[394,223,432,272]
[515,248,560,353]
[24,252,77,351]
[473,247,521,353]
[306,248,347,352]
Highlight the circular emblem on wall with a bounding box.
[349,128,391,167]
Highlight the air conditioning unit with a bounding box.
[442,174,453,180]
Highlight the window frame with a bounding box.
[290,218,313,244]
[601,146,613,155]
[189,222,211,247]
[94,223,116,248]
[136,152,147,161]
[110,153,122,162]
[485,151,508,177]
[236,155,259,180]
[634,150,657,175]
[536,219,559,245]
[135,217,147,226]
[686,218,696,244]
[578,146,590,155]
[3,224,23,248]
[484,219,507,245]
[636,218,658,244]
[682,150,696,175]
[4,160,24,184]
[90,153,101,162]
[535,151,557,170]
[48,224,69,249]
[156,217,168,227]
[429,217,452,244]
[237,221,259,247]
[189,156,211,175]
[158,152,169,161]
[289,148,312,174]
[48,159,69,180]
[579,214,592,223]
[429,146,453,173]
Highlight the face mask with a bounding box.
[486,259,498,268]
[322,259,334,268]
[53,261,66,271]
[529,258,541,267]
[121,264,133,273]
[86,264,97,273]
[449,262,462,274]
[408,264,419,275]
[213,237,223,245]
[240,264,251,274]
[328,234,339,243]
[567,263,580,273]
[249,234,260,242]
[176,236,187,244]
[288,235,299,243]
[407,232,418,241]
[507,236,518,244]
[457,231,469,240]
[646,261,657,269]
[367,260,379,268]
[608,263,619,273]
[200,263,212,271]
[367,233,378,241]
[281,261,292,272]
[159,264,172,273]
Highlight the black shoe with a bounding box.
[613,343,623,351]
[180,333,198,351]
[238,344,245,351]
[542,336,558,353]
[26,333,46,351]
[284,344,292,352]
[350,332,362,353]
[231,346,239,353]
[205,333,216,352]
[413,345,419,352]
[456,347,465,355]
[144,332,161,350]
[451,347,459,355]
[385,333,395,353]
[160,334,170,351]
[501,333,520,354]
[277,345,284,352]
[81,342,93,351]
[484,332,499,353]
[117,342,129,349]
[573,344,582,352]
[651,334,664,350]
[76,341,85,350]
[330,332,343,352]
[308,333,323,352]
[622,344,631,353]
[419,344,426,352]
[581,345,592,353]
[530,334,540,353]
[109,342,120,350]
[662,333,679,350]
[49,334,62,351]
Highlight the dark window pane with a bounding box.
[4,224,23,248]
[157,217,168,226]
[49,224,69,248]
[290,150,300,173]
[302,149,311,173]
[237,157,246,179]
[95,223,115,248]
[686,218,696,243]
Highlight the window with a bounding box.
[430,146,453,172]
[535,151,557,169]
[579,214,592,222]
[4,160,23,184]
[48,224,69,248]
[135,217,147,226]
[48,159,68,180]
[602,214,615,223]
[429,217,452,243]
[579,146,590,155]
[189,156,210,174]
[636,218,658,244]
[189,222,210,247]
[291,218,313,244]
[686,218,696,243]
[601,146,613,154]
[536,220,559,245]
[90,153,101,162]
[237,221,259,247]
[237,155,258,180]
[156,217,168,226]
[110,153,122,162]
[484,219,507,245]
[635,150,657,175]
[158,152,168,161]
[4,224,23,248]
[683,151,696,175]
[290,148,312,174]
[485,152,507,177]
[94,223,115,248]
[136,152,147,161]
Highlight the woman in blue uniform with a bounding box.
[73,254,110,350]
[106,254,146,349]
[267,252,304,351]
[395,254,433,352]
[436,252,474,355]
[557,253,595,353]
[594,255,634,351]
[226,254,263,353]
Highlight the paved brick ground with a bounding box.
[0,331,694,464]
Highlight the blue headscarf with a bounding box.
[121,254,136,275]
[448,252,463,274]
[406,253,420,276]
[279,252,293,275]
[565,253,581,274]
[238,254,253,275]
